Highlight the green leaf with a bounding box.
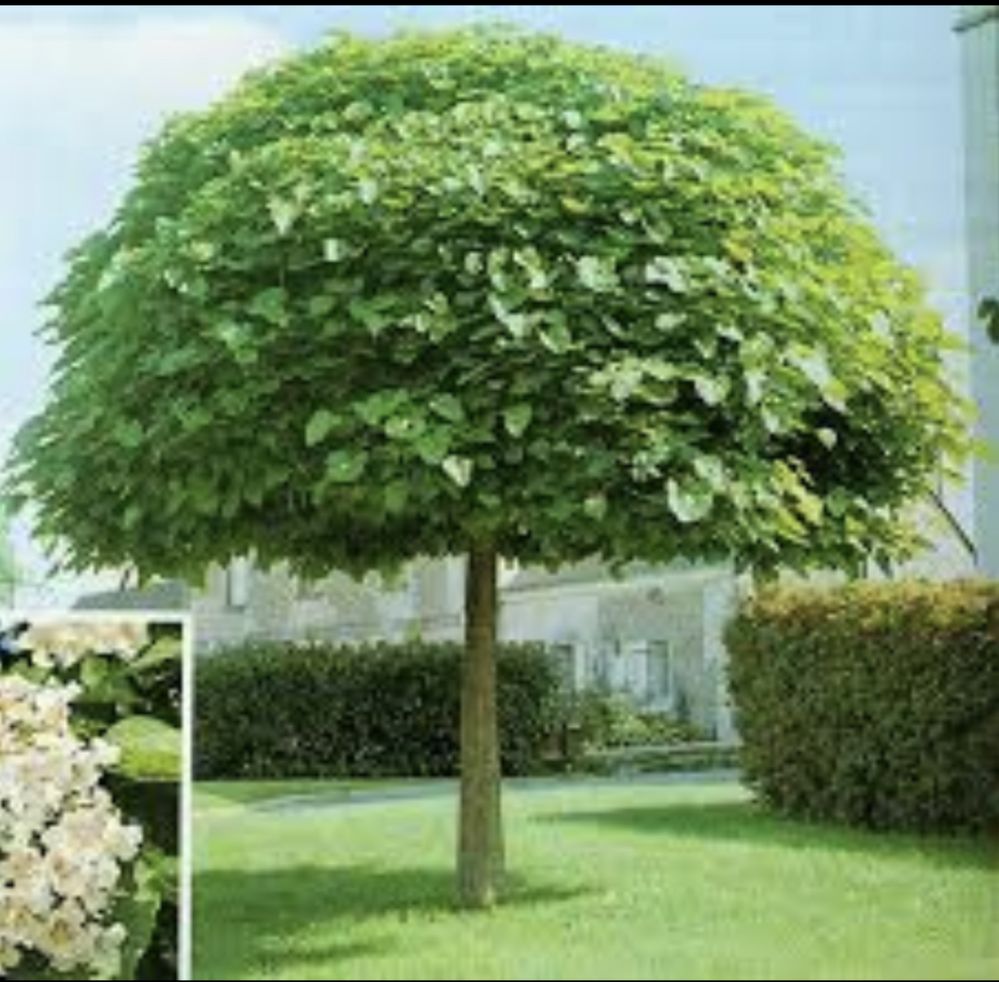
[644,256,689,292]
[817,428,838,449]
[667,478,714,524]
[76,655,137,710]
[797,491,824,525]
[655,312,687,331]
[356,390,407,426]
[326,449,368,483]
[788,343,847,410]
[348,297,395,334]
[744,368,766,406]
[268,196,300,236]
[762,408,784,434]
[583,493,608,520]
[308,294,336,317]
[106,715,180,781]
[503,403,533,438]
[575,255,618,292]
[130,635,181,674]
[539,322,572,354]
[114,420,143,449]
[414,427,452,465]
[112,855,163,982]
[489,294,531,339]
[214,319,251,358]
[249,286,288,325]
[692,374,729,406]
[429,394,464,423]
[693,454,726,491]
[442,455,473,488]
[305,409,338,447]
[323,238,347,263]
[79,653,111,690]
[384,412,426,441]
[822,378,849,413]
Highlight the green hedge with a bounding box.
[726,581,999,833]
[195,639,561,779]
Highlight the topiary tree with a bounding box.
[4,26,969,907]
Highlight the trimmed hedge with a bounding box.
[195,639,561,779]
[726,581,999,833]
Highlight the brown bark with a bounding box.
[457,543,504,908]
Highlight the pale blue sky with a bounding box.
[0,5,969,601]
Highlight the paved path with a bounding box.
[255,769,742,813]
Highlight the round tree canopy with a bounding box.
[6,26,969,580]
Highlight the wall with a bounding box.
[959,6,999,575]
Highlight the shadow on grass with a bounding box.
[538,800,998,871]
[193,863,588,980]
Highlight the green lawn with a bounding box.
[193,778,998,980]
[196,778,416,812]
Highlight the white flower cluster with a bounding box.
[18,619,149,671]
[0,675,142,977]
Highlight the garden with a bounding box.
[2,13,996,982]
[193,579,999,979]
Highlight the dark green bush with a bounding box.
[726,580,999,833]
[195,639,561,779]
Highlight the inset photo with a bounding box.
[0,613,189,981]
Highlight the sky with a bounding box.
[0,5,971,603]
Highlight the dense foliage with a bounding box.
[5,26,967,582]
[726,582,999,832]
[195,640,561,779]
[0,509,17,604]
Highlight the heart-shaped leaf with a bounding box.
[326,449,368,483]
[503,403,533,438]
[442,455,473,487]
[305,409,338,447]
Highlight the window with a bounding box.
[226,558,250,609]
[588,646,610,688]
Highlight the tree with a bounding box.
[4,27,969,907]
[0,507,19,606]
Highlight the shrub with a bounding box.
[564,689,705,750]
[725,580,999,833]
[195,640,561,779]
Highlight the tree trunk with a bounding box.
[457,543,504,908]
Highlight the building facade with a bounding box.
[958,6,999,574]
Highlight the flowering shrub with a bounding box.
[17,620,149,671]
[0,617,181,980]
[0,675,141,977]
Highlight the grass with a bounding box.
[195,778,415,812]
[193,778,998,980]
